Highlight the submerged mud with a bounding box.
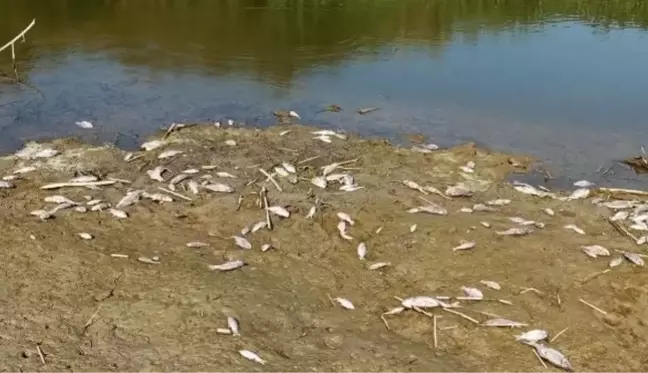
[0,124,646,371]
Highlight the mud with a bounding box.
[0,124,646,372]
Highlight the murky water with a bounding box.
[2,0,648,187]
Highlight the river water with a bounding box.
[1,0,648,187]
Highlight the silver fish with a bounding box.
[274,166,289,177]
[574,180,595,188]
[239,349,265,365]
[13,166,36,174]
[486,199,511,206]
[69,175,98,183]
[311,176,327,189]
[357,242,367,260]
[415,204,448,216]
[515,329,548,344]
[532,343,573,371]
[306,206,316,219]
[461,286,483,300]
[116,190,143,208]
[261,243,272,252]
[268,206,290,218]
[445,184,474,197]
[401,296,440,309]
[251,221,267,233]
[624,252,645,266]
[203,183,234,193]
[90,202,111,211]
[368,262,391,270]
[480,280,501,290]
[610,211,629,221]
[208,260,246,271]
[609,257,623,268]
[87,199,103,206]
[473,204,496,212]
[564,224,585,235]
[109,208,128,219]
[157,149,183,159]
[410,224,417,233]
[496,227,533,236]
[241,226,251,236]
[565,188,590,200]
[2,175,18,181]
[140,140,164,151]
[44,195,77,205]
[480,221,491,228]
[169,173,190,186]
[313,135,332,143]
[225,139,237,147]
[453,241,476,251]
[78,232,93,240]
[322,163,340,176]
[403,180,426,194]
[227,316,240,336]
[337,221,353,241]
[543,208,555,216]
[334,297,355,310]
[186,241,209,248]
[581,245,610,258]
[182,168,200,174]
[603,200,637,210]
[232,236,252,250]
[143,192,173,203]
[281,162,296,173]
[483,318,528,327]
[187,180,200,195]
[74,206,87,213]
[337,212,355,225]
[146,166,167,182]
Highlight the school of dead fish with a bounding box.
[3,121,647,370]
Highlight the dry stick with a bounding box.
[261,187,272,231]
[83,306,101,332]
[442,307,480,324]
[599,187,648,197]
[433,315,438,348]
[608,219,638,243]
[579,269,611,284]
[157,187,192,201]
[0,19,35,56]
[297,155,319,165]
[259,168,282,192]
[579,298,608,315]
[532,348,548,369]
[36,345,45,365]
[550,327,569,343]
[614,249,648,258]
[107,177,132,184]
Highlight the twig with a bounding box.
[442,307,480,324]
[0,19,35,56]
[157,187,192,201]
[532,348,548,369]
[599,187,648,196]
[261,187,272,231]
[259,168,282,192]
[550,327,569,343]
[83,306,101,332]
[433,315,438,348]
[519,287,543,295]
[107,177,132,184]
[36,345,46,365]
[236,195,243,211]
[297,155,319,165]
[579,298,608,315]
[608,219,638,242]
[579,269,611,284]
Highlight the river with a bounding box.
[1,0,648,187]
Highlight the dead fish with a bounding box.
[624,252,645,266]
[261,243,272,252]
[460,166,474,173]
[227,316,240,336]
[357,107,379,115]
[141,140,164,151]
[453,241,476,252]
[203,183,234,193]
[138,256,160,264]
[564,224,585,235]
[415,204,448,216]
[208,260,246,271]
[603,200,637,210]
[109,208,128,219]
[239,350,265,365]
[169,173,190,187]
[87,199,102,206]
[480,280,501,290]
[357,242,367,260]
[251,221,267,233]
[496,227,534,236]
[337,212,355,225]
[565,188,590,200]
[147,166,168,182]
[274,166,289,177]
[158,149,183,159]
[410,224,417,233]
[543,208,555,216]
[486,199,511,206]
[240,226,251,236]
[340,184,364,192]
[13,166,36,174]
[445,184,474,197]
[311,176,327,189]
[232,236,252,250]
[480,221,491,228]
[473,204,496,212]
[186,241,209,248]
[313,135,332,143]
[515,329,548,344]
[281,162,296,173]
[411,146,433,154]
[227,119,234,126]
[201,165,218,170]
[90,202,111,211]
[279,130,292,136]
[422,185,451,200]
[69,175,98,183]
[30,148,59,159]
[609,257,623,268]
[610,211,629,221]
[116,190,143,209]
[460,207,473,213]
[401,296,440,309]
[75,206,87,213]
[581,245,610,258]
[2,175,18,181]
[44,195,77,205]
[30,209,53,220]
[574,180,595,188]
[403,180,427,194]
[460,286,483,300]
[337,221,353,241]
[483,318,528,327]
[334,297,355,310]
[532,343,573,371]
[187,180,200,195]
[78,232,93,240]
[509,217,535,225]
[182,168,200,174]
[268,206,290,218]
[629,222,648,231]
[368,262,391,270]
[512,182,555,198]
[143,192,173,203]
[321,162,341,176]
[306,206,316,219]
[225,139,237,146]
[637,236,647,245]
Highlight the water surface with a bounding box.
[2,0,648,186]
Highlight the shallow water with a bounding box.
[1,0,648,187]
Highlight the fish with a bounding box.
[410,224,417,233]
[482,318,528,327]
[473,204,496,212]
[532,343,573,371]
[565,188,590,200]
[445,184,474,197]
[368,262,391,270]
[403,180,427,194]
[486,199,511,206]
[564,224,585,235]
[609,257,623,268]
[624,252,645,266]
[581,245,610,258]
[357,242,367,260]
[401,296,440,309]
[116,190,143,209]
[78,232,93,240]
[90,202,111,211]
[274,166,289,177]
[240,226,251,236]
[268,206,290,218]
[169,174,190,189]
[13,166,36,174]
[147,166,168,182]
[610,211,629,221]
[460,286,483,300]
[74,206,87,213]
[415,204,448,216]
[261,243,272,252]
[239,350,265,365]
[3,175,19,181]
[140,140,164,151]
[322,162,340,176]
[313,135,332,143]
[453,241,476,251]
[282,162,296,173]
[480,221,491,228]
[225,139,237,146]
[250,221,267,233]
[279,130,292,136]
[232,236,252,250]
[157,149,183,159]
[340,184,364,192]
[109,208,128,219]
[203,183,234,193]
[574,180,595,188]
[603,200,637,210]
[515,329,548,344]
[75,120,93,129]
[32,149,60,159]
[512,182,555,198]
[460,207,473,213]
[186,241,209,248]
[311,176,327,189]
[337,221,353,241]
[337,212,354,225]
[44,195,77,205]
[227,119,234,126]
[306,206,316,219]
[187,180,200,195]
[208,260,246,271]
[87,199,103,206]
[182,168,200,174]
[496,227,534,236]
[334,297,355,310]
[227,316,240,336]
[480,280,501,290]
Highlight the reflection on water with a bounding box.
[1,0,648,186]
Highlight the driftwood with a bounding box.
[0,19,36,80]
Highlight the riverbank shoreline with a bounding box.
[0,123,646,371]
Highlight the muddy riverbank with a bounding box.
[0,123,646,371]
